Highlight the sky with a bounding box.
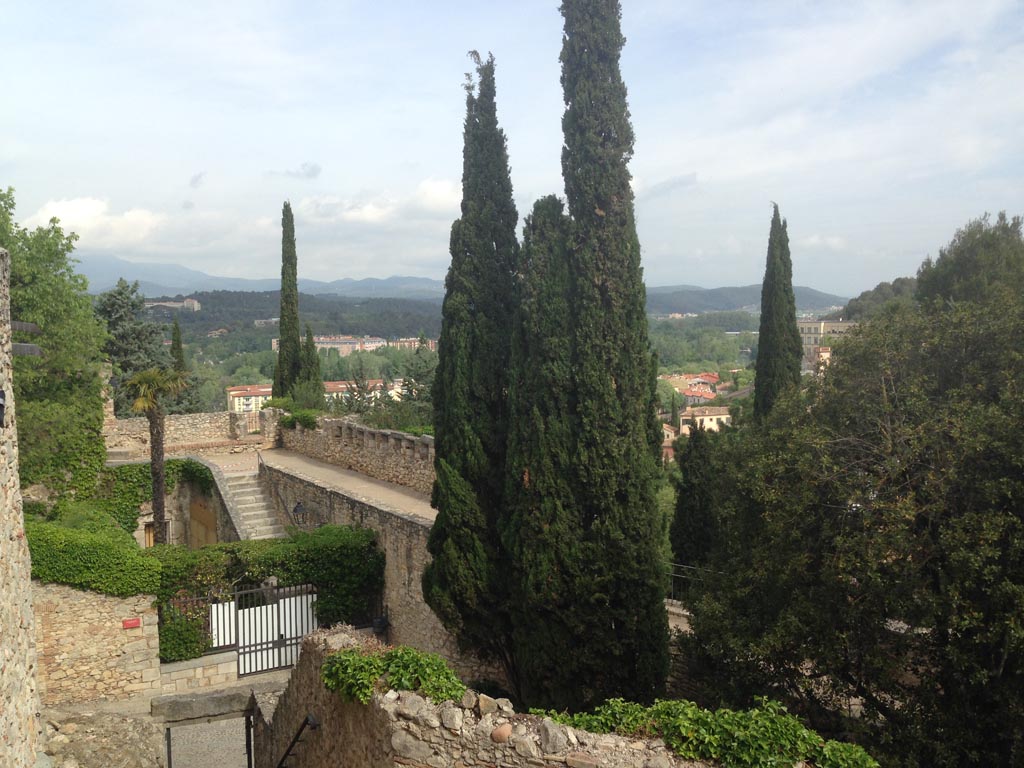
[3,1,1022,296]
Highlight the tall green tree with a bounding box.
[1,188,107,493]
[669,426,717,574]
[273,201,301,398]
[95,278,168,416]
[501,195,577,706]
[554,0,669,707]
[752,204,801,420]
[916,211,1023,305]
[423,52,520,681]
[170,318,186,372]
[299,325,322,384]
[123,367,187,545]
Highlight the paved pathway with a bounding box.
[203,448,437,524]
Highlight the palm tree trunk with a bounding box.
[148,407,167,545]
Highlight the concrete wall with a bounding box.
[0,248,42,767]
[32,582,162,706]
[254,628,691,768]
[279,418,435,495]
[260,464,500,686]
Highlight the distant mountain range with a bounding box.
[75,254,847,314]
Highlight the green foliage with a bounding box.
[26,517,161,597]
[753,204,802,420]
[424,52,519,679]
[298,325,323,388]
[916,211,1023,304]
[145,526,383,625]
[95,278,169,416]
[158,604,212,662]
[86,459,213,533]
[821,276,917,322]
[321,645,466,705]
[361,397,433,435]
[548,0,668,708]
[2,187,108,495]
[649,316,757,373]
[290,379,326,411]
[684,227,1024,764]
[538,697,877,768]
[670,427,718,577]
[273,201,302,398]
[278,409,319,430]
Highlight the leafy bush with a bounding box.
[263,397,295,411]
[291,379,327,410]
[158,603,212,662]
[26,518,161,597]
[279,409,319,430]
[536,697,878,768]
[322,645,466,704]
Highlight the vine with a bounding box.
[322,645,466,705]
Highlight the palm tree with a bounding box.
[125,367,187,545]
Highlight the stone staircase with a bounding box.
[222,472,287,540]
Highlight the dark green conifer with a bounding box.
[554,0,669,707]
[670,426,718,572]
[502,196,577,706]
[170,318,186,373]
[299,325,322,384]
[753,204,802,419]
[273,201,301,398]
[423,53,519,679]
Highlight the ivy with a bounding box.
[535,697,877,768]
[322,645,466,704]
[85,459,215,533]
[26,517,161,597]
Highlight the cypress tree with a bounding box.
[299,325,322,385]
[555,0,668,707]
[502,195,577,706]
[753,204,802,419]
[273,201,301,398]
[670,426,718,572]
[670,392,680,430]
[423,53,519,679]
[170,318,186,373]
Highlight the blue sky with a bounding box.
[3,0,1022,295]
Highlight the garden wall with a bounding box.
[259,464,499,686]
[32,582,162,706]
[279,418,434,495]
[253,628,690,768]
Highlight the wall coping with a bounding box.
[160,649,237,675]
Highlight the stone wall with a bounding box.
[254,628,695,768]
[279,417,435,494]
[0,248,42,766]
[104,411,250,457]
[159,651,238,695]
[260,464,499,686]
[32,582,162,706]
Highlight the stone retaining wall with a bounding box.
[279,417,434,494]
[260,464,499,686]
[103,411,263,457]
[253,628,695,768]
[0,248,42,767]
[32,582,162,706]
[159,651,238,695]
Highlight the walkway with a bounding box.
[203,448,437,524]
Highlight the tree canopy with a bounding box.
[273,201,301,398]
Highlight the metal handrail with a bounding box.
[276,713,319,768]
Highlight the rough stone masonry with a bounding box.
[0,247,44,767]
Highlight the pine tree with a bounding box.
[753,204,802,420]
[502,195,577,706]
[423,52,519,680]
[273,201,301,398]
[553,0,668,707]
[170,318,186,372]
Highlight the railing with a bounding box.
[666,561,721,602]
[276,714,319,768]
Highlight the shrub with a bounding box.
[158,603,212,662]
[279,409,319,430]
[322,645,466,704]
[537,697,878,768]
[26,518,161,597]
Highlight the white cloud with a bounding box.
[295,195,398,225]
[25,198,166,248]
[800,235,849,252]
[412,178,461,214]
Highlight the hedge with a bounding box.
[26,517,161,597]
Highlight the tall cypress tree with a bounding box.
[753,204,802,419]
[555,0,668,707]
[423,53,519,680]
[273,201,301,398]
[170,318,186,373]
[299,325,322,385]
[502,196,578,706]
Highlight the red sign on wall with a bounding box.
[122,618,141,629]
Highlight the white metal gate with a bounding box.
[232,584,317,676]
